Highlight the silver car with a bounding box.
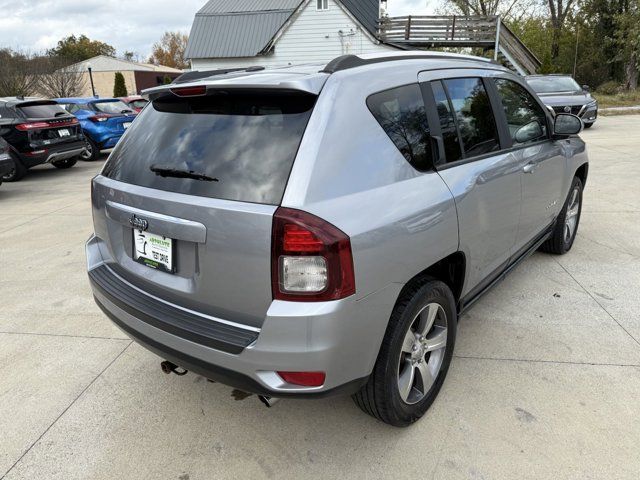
[87,52,588,427]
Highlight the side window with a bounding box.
[442,78,500,158]
[316,0,328,10]
[367,84,432,171]
[431,81,463,163]
[494,78,548,145]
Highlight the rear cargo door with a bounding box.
[92,89,316,328]
[16,102,83,147]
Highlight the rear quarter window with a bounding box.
[102,91,316,205]
[367,84,432,171]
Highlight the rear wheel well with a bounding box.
[396,252,466,313]
[575,163,588,187]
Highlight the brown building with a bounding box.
[66,55,183,97]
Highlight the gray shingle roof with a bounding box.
[185,0,381,60]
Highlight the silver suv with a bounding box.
[87,52,588,427]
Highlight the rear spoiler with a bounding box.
[171,67,260,84]
[144,72,328,99]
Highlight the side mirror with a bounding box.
[582,84,590,92]
[514,121,544,144]
[554,113,582,136]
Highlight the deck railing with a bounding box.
[377,15,541,74]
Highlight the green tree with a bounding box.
[48,35,116,63]
[612,0,639,89]
[163,74,173,85]
[113,72,127,97]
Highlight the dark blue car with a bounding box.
[54,97,137,161]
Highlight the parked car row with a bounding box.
[0,95,143,184]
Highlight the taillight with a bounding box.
[16,122,49,131]
[170,85,207,97]
[88,114,111,123]
[277,371,326,387]
[271,207,355,302]
[16,118,79,130]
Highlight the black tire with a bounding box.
[80,137,100,161]
[540,176,583,255]
[583,122,593,129]
[52,158,77,169]
[1,154,27,182]
[352,280,457,427]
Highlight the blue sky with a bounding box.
[0,0,435,60]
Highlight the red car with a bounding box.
[119,96,149,113]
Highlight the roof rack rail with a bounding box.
[172,66,266,84]
[320,53,496,74]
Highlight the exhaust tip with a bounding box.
[160,360,188,376]
[258,395,280,408]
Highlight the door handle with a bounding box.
[523,162,536,174]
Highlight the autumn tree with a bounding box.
[48,35,116,63]
[148,32,189,70]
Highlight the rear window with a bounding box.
[102,91,316,205]
[130,99,148,109]
[18,102,67,119]
[92,100,133,114]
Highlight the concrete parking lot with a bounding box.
[1,116,639,480]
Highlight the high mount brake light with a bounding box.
[271,207,355,302]
[170,86,207,97]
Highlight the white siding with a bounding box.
[190,0,394,70]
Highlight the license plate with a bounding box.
[133,230,174,273]
[123,122,132,129]
[58,129,70,137]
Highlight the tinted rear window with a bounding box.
[102,91,316,205]
[130,99,148,109]
[18,102,67,119]
[92,100,133,114]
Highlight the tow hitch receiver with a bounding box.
[160,360,188,376]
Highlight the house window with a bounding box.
[317,0,328,10]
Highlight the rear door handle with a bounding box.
[523,162,536,174]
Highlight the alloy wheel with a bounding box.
[397,303,448,405]
[564,187,580,244]
[81,141,93,160]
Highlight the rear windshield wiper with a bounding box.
[150,165,219,182]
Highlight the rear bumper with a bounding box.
[18,141,86,167]
[86,235,400,397]
[84,127,125,149]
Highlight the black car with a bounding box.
[0,138,12,187]
[0,97,87,181]
[525,75,598,128]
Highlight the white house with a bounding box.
[184,0,397,70]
